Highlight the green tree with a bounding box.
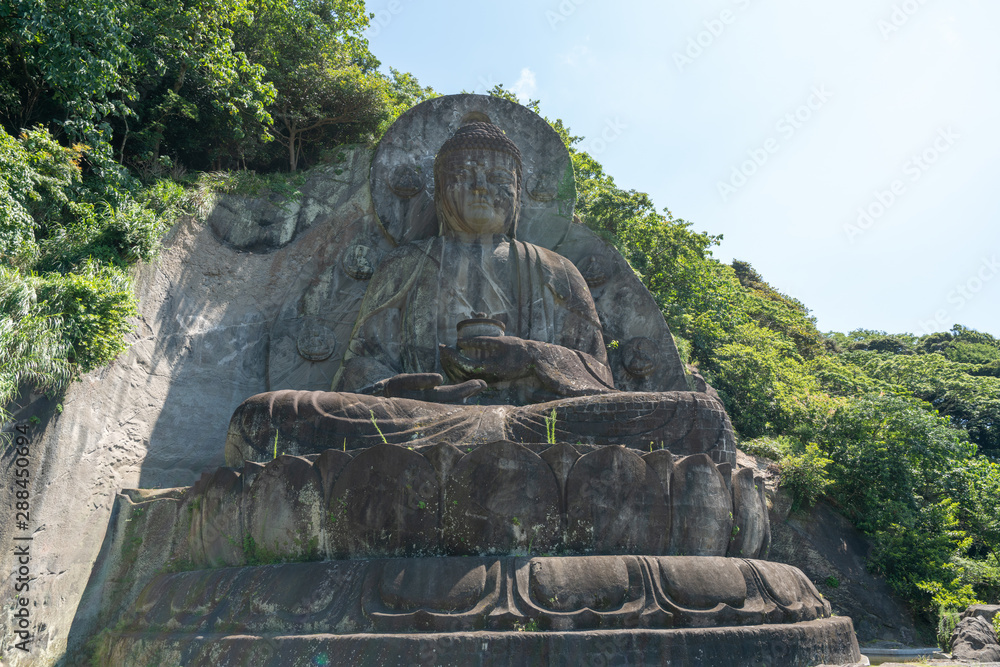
[383,67,437,128]
[234,0,389,171]
[114,0,275,172]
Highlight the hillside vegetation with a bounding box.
[1,0,997,639]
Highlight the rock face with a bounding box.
[762,469,919,645]
[950,615,1000,662]
[963,604,1000,624]
[104,619,862,667]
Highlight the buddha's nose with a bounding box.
[471,170,488,191]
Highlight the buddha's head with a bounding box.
[434,122,522,238]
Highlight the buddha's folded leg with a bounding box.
[224,390,506,466]
[507,391,737,466]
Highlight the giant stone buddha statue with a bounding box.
[224,120,735,467]
[94,97,863,667]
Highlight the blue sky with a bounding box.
[365,0,1000,337]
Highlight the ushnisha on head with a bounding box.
[434,121,523,238]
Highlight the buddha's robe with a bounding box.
[333,234,613,399]
[224,235,736,467]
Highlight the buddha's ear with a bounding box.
[506,208,520,238]
[507,177,522,238]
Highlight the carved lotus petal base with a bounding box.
[188,442,770,568]
[105,556,861,666]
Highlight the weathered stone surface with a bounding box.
[643,449,675,497]
[538,221,690,393]
[729,467,768,558]
[659,556,747,611]
[526,556,632,613]
[68,489,192,667]
[106,556,837,636]
[95,554,857,666]
[189,467,243,567]
[565,446,669,554]
[103,618,863,667]
[669,453,733,556]
[951,615,1000,662]
[371,94,576,249]
[208,150,370,252]
[764,481,918,645]
[313,448,351,501]
[443,441,560,555]
[539,442,582,506]
[509,393,737,465]
[378,558,490,613]
[963,604,1000,623]
[239,444,763,562]
[98,443,769,572]
[328,444,439,557]
[244,454,324,561]
[225,390,739,467]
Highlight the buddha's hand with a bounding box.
[378,372,486,404]
[441,337,616,398]
[439,337,537,384]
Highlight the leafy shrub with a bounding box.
[779,442,833,511]
[710,324,819,437]
[0,267,72,429]
[36,262,138,373]
[740,436,788,462]
[937,606,961,651]
[1,127,166,407]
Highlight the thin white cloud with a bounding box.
[560,44,592,67]
[511,67,537,101]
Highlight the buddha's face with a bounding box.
[437,149,519,236]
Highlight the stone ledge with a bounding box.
[118,556,830,637]
[104,618,861,667]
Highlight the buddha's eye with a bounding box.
[449,168,473,181]
[487,169,514,185]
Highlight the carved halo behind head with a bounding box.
[370,94,576,249]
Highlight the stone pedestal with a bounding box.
[100,556,862,666]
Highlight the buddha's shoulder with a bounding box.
[514,240,585,278]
